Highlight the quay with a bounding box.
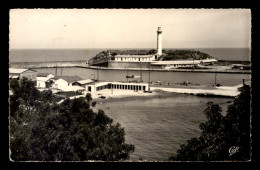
[76,65,251,74]
[9,67,250,100]
[23,64,251,74]
[67,81,250,101]
[85,81,149,94]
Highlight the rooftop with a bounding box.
[9,68,28,74]
[9,68,37,74]
[9,75,19,79]
[151,60,201,65]
[109,50,155,55]
[151,59,218,65]
[93,81,149,86]
[76,79,94,85]
[115,54,154,58]
[53,76,83,83]
[63,85,85,92]
[37,77,51,82]
[37,73,54,77]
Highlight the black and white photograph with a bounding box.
[9,9,251,162]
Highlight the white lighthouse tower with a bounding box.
[157,27,162,56]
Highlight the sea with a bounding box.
[9,48,251,66]
[9,48,251,161]
[93,94,232,161]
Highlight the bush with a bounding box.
[169,85,251,161]
[162,50,212,61]
[9,78,135,161]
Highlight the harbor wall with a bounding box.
[218,60,251,65]
[108,61,153,68]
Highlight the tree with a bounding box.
[40,89,53,102]
[222,85,251,160]
[169,85,251,161]
[9,78,135,161]
[91,101,97,107]
[45,79,54,88]
[85,93,92,103]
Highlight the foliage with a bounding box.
[169,85,251,161]
[148,49,157,54]
[85,93,92,103]
[45,80,54,88]
[56,91,82,98]
[93,51,110,60]
[91,101,97,107]
[40,90,54,102]
[162,50,213,61]
[9,78,134,161]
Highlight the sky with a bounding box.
[9,9,251,49]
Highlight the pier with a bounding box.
[22,64,251,74]
[76,65,251,74]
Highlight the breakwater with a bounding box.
[9,61,86,69]
[22,64,251,74]
[77,65,251,74]
[25,64,251,74]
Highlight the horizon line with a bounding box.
[9,47,251,50]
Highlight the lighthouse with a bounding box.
[157,27,162,56]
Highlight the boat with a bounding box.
[133,75,141,78]
[126,75,141,79]
[126,75,134,78]
[154,81,162,85]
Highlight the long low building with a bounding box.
[115,55,156,62]
[72,79,94,88]
[9,68,37,86]
[150,59,218,68]
[51,75,85,92]
[86,82,149,93]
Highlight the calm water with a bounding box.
[9,48,250,161]
[9,48,102,63]
[32,67,249,161]
[93,94,231,161]
[10,48,251,86]
[195,48,251,61]
[34,67,250,86]
[9,48,250,64]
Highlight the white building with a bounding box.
[37,73,54,79]
[36,73,55,88]
[86,82,149,93]
[199,59,218,66]
[52,76,85,92]
[53,78,69,90]
[114,55,155,62]
[37,77,51,88]
[72,79,94,89]
[9,68,37,86]
[151,59,218,69]
[62,85,85,92]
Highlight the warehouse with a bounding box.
[9,68,37,86]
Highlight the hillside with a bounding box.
[88,49,156,65]
[159,50,213,61]
[88,49,213,65]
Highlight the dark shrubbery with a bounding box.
[162,50,213,61]
[169,85,251,161]
[9,78,135,161]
